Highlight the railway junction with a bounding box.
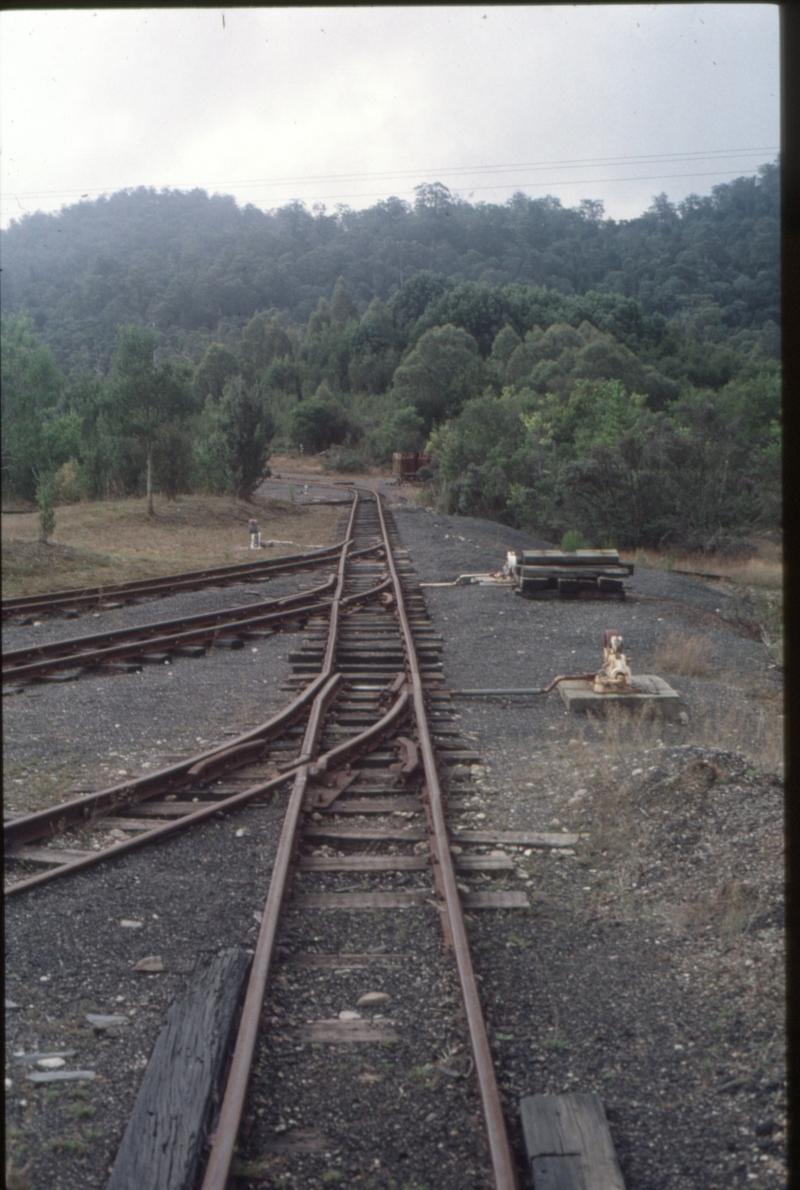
[3,479,785,1190]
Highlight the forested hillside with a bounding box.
[1,164,780,549]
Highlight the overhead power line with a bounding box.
[5,147,779,204]
[238,167,781,210]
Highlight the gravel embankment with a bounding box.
[390,496,785,1190]
[4,493,785,1190]
[5,573,306,1190]
[2,571,320,813]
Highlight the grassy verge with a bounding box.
[2,488,341,600]
[622,537,783,669]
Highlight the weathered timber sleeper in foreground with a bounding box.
[520,1092,626,1190]
[106,948,251,1190]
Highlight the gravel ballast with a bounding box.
[391,497,785,1190]
[4,494,785,1189]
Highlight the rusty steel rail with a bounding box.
[2,578,337,684]
[1,539,384,621]
[4,579,399,854]
[4,673,414,898]
[200,489,361,1190]
[4,669,332,853]
[1,573,397,686]
[200,488,519,1190]
[373,490,520,1190]
[8,486,520,1186]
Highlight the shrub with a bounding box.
[324,444,372,473]
[288,399,353,453]
[219,378,276,499]
[35,473,56,542]
[372,405,426,460]
[153,421,194,500]
[53,459,82,503]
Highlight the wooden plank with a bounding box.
[520,1093,626,1190]
[284,953,410,970]
[517,549,621,566]
[294,891,430,909]
[462,890,529,909]
[127,801,217,817]
[6,845,96,865]
[296,1020,398,1043]
[305,826,427,841]
[297,855,429,872]
[320,797,421,814]
[453,830,578,848]
[106,947,251,1190]
[90,817,173,832]
[531,1155,586,1190]
[455,855,514,871]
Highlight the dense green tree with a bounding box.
[0,164,781,545]
[240,313,294,382]
[195,343,240,401]
[288,391,354,453]
[1,314,66,499]
[372,406,427,460]
[391,324,486,429]
[427,389,542,523]
[297,302,352,396]
[330,278,358,325]
[263,357,302,400]
[2,163,779,375]
[519,379,645,462]
[152,420,195,500]
[487,325,522,385]
[412,281,511,357]
[191,396,233,495]
[348,298,401,395]
[386,271,452,341]
[218,377,275,499]
[109,325,195,513]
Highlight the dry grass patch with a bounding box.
[621,535,782,589]
[1,493,341,599]
[652,630,716,678]
[686,699,784,775]
[677,879,763,939]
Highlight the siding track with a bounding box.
[5,487,530,1188]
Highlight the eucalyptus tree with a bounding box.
[109,325,194,514]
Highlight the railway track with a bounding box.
[0,538,366,622]
[4,488,576,1188]
[2,577,342,685]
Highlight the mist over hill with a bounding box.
[1,165,780,550]
[1,166,779,373]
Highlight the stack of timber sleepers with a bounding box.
[510,550,634,600]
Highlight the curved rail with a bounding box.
[1,539,384,620]
[2,578,337,683]
[7,486,521,1187]
[4,582,394,856]
[200,491,360,1190]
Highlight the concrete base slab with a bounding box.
[558,674,682,719]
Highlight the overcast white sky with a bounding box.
[0,5,780,231]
